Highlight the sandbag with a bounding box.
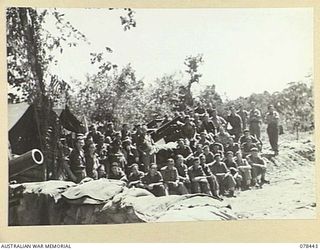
[115,194,235,222]
[9,180,75,225]
[22,180,75,202]
[61,178,126,204]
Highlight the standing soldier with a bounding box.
[248,102,262,140]
[85,142,100,180]
[180,115,196,141]
[136,125,155,172]
[265,105,280,155]
[211,109,227,133]
[226,106,243,141]
[237,105,249,130]
[68,136,87,183]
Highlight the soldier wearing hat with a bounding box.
[234,151,252,190]
[142,163,167,197]
[197,131,211,146]
[226,106,243,141]
[224,136,240,157]
[174,138,193,162]
[121,123,131,140]
[209,153,237,197]
[265,104,280,155]
[161,158,188,195]
[224,151,242,189]
[237,105,249,130]
[215,126,232,148]
[209,142,224,156]
[175,154,191,193]
[104,121,116,139]
[136,125,155,172]
[199,154,221,198]
[85,142,101,180]
[239,129,256,143]
[199,113,216,135]
[87,124,103,144]
[127,163,145,188]
[108,162,127,182]
[200,145,215,164]
[248,101,262,140]
[241,136,259,158]
[188,157,212,195]
[180,115,196,140]
[121,137,139,174]
[68,136,87,183]
[193,113,203,134]
[110,131,122,153]
[210,108,227,133]
[246,147,269,187]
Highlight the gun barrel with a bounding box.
[9,149,44,178]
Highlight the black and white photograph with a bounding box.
[7,7,315,226]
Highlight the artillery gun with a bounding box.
[9,149,44,207]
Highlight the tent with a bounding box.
[8,103,84,155]
[8,103,42,154]
[59,105,85,134]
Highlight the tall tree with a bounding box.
[7,7,136,179]
[184,54,204,106]
[144,73,185,118]
[198,84,222,107]
[70,64,145,127]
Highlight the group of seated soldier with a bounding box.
[58,105,269,199]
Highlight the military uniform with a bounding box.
[235,157,252,189]
[237,109,249,130]
[265,110,280,154]
[128,170,145,188]
[224,142,240,156]
[176,162,191,193]
[226,113,243,141]
[246,153,267,185]
[249,108,262,140]
[209,161,236,195]
[69,148,87,183]
[224,158,242,187]
[201,163,220,197]
[142,171,166,197]
[188,165,211,195]
[85,153,100,180]
[108,168,128,182]
[161,166,188,195]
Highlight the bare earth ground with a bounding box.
[224,131,316,220]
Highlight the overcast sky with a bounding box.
[46,8,313,100]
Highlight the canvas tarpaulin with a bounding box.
[8,103,84,154]
[8,103,41,154]
[59,105,84,133]
[9,179,236,225]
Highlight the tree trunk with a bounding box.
[19,8,50,180]
[185,81,193,107]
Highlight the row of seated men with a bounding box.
[63,130,269,199]
[61,124,261,179]
[63,123,261,173]
[108,147,269,199]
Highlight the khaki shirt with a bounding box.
[265,111,279,126]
